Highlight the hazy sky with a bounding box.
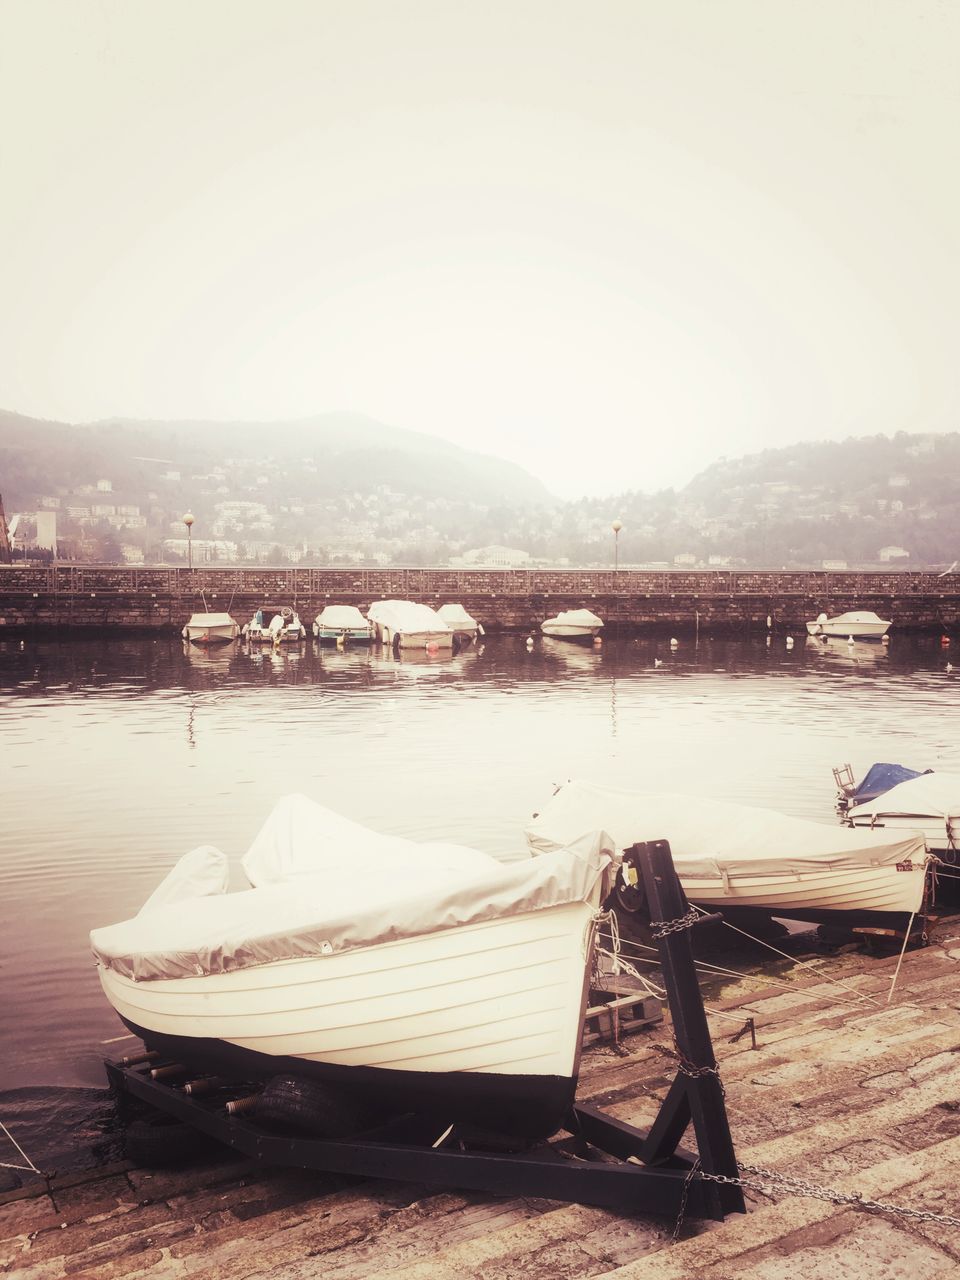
[1,1,957,498]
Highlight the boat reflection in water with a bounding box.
[805,636,891,668]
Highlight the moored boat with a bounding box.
[312,605,374,644]
[526,780,930,933]
[437,602,480,643]
[243,606,306,643]
[805,611,891,639]
[181,612,240,645]
[540,609,603,641]
[90,795,616,1137]
[843,771,960,859]
[367,600,454,651]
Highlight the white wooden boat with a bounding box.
[367,600,454,651]
[242,606,306,643]
[312,605,373,644]
[526,780,929,932]
[540,609,603,641]
[844,772,960,858]
[181,612,240,645]
[805,611,891,639]
[91,796,614,1137]
[437,602,480,642]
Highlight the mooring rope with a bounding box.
[0,1119,42,1175]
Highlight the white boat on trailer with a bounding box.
[181,612,240,645]
[312,604,373,644]
[90,795,615,1137]
[526,780,930,935]
[367,600,454,651]
[540,609,603,641]
[806,610,891,639]
[243,606,306,643]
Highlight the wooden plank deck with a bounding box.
[3,923,960,1279]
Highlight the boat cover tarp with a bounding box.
[367,600,452,633]
[137,846,229,916]
[437,603,477,627]
[185,613,236,628]
[847,772,960,822]
[316,605,368,628]
[849,763,931,806]
[550,610,603,627]
[525,780,927,881]
[90,795,617,981]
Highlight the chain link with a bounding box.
[693,1162,960,1229]
[650,906,700,938]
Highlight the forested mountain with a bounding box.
[1,411,958,568]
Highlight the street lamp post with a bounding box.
[611,519,623,572]
[183,512,195,570]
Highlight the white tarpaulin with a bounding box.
[315,605,368,628]
[525,780,927,881]
[367,600,452,633]
[137,845,229,917]
[847,772,960,823]
[91,795,617,981]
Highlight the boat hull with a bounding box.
[313,626,373,644]
[98,901,597,1137]
[675,859,927,925]
[182,625,239,645]
[805,619,891,639]
[371,623,455,649]
[540,625,600,641]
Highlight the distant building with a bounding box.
[879,545,910,562]
[821,559,848,571]
[674,552,697,567]
[888,474,909,489]
[452,545,531,567]
[35,511,57,553]
[38,495,61,509]
[121,545,145,565]
[96,478,113,492]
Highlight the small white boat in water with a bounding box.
[540,609,603,641]
[437,602,480,643]
[313,605,373,644]
[367,600,454,651]
[90,795,615,1137]
[805,610,891,639]
[243,606,306,643]
[181,612,240,645]
[526,780,929,933]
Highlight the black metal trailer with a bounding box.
[105,840,746,1224]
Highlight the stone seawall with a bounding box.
[1,565,959,634]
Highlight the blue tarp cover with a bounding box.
[852,762,931,804]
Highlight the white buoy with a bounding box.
[766,615,772,629]
[882,634,890,645]
[948,663,954,673]
[525,637,534,650]
[670,637,679,649]
[654,657,663,668]
[786,636,794,648]
[766,635,771,647]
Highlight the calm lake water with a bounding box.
[1,629,958,1166]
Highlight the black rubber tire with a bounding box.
[254,1074,381,1139]
[123,1114,211,1168]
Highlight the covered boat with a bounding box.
[181,612,240,645]
[540,609,603,641]
[805,610,891,639]
[525,780,930,932]
[833,762,931,814]
[312,605,373,644]
[242,606,306,643]
[437,602,480,643]
[91,795,616,1137]
[844,772,960,857]
[367,600,454,651]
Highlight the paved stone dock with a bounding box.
[4,927,960,1280]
